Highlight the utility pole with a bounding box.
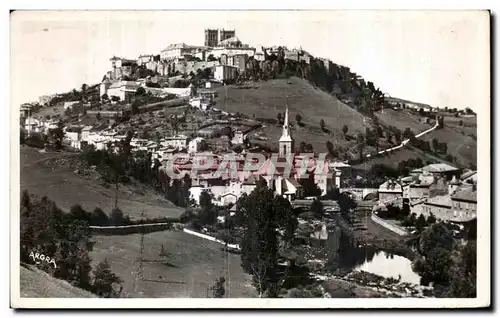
[138,211,146,281]
[114,173,119,208]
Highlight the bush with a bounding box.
[91,208,109,226]
[110,207,125,226]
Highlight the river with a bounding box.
[326,226,421,286]
[354,250,421,285]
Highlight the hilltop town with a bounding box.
[19,28,478,299]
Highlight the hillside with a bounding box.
[215,76,476,169]
[20,265,97,298]
[215,77,368,152]
[20,146,183,219]
[91,231,256,298]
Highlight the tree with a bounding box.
[298,141,307,153]
[320,119,326,132]
[110,207,125,226]
[198,140,209,152]
[221,126,233,139]
[81,84,88,92]
[295,114,303,125]
[299,172,322,197]
[419,222,454,255]
[447,240,476,297]
[91,259,123,298]
[211,277,226,298]
[131,100,141,115]
[70,204,90,223]
[338,193,357,224]
[394,129,402,144]
[326,141,334,156]
[198,191,217,225]
[96,112,101,121]
[310,198,324,217]
[101,94,109,101]
[238,180,281,297]
[413,247,453,287]
[136,86,146,96]
[432,138,439,151]
[427,213,437,224]
[111,96,120,102]
[277,112,282,124]
[342,124,348,138]
[403,128,414,140]
[272,195,297,245]
[415,214,427,232]
[411,222,456,288]
[90,207,108,226]
[20,129,26,145]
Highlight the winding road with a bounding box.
[365,121,440,159]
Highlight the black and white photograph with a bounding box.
[9,9,490,309]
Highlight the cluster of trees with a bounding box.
[20,190,123,297]
[376,203,435,232]
[131,87,167,115]
[81,137,194,209]
[235,179,299,297]
[431,138,448,155]
[298,142,314,154]
[157,172,192,208]
[411,222,476,297]
[396,158,425,176]
[66,204,180,227]
[246,49,385,117]
[351,158,425,188]
[411,138,432,152]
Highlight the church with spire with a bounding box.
[279,106,294,156]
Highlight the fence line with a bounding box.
[90,222,184,235]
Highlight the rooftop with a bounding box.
[421,163,459,173]
[460,170,477,181]
[425,195,452,208]
[452,187,477,203]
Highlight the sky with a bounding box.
[10,10,490,110]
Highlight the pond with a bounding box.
[353,250,421,285]
[324,227,421,286]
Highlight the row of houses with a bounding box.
[23,117,60,135]
[377,164,477,223]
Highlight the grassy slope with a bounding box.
[215,77,368,152]
[214,77,476,169]
[375,108,431,132]
[20,265,97,298]
[419,115,477,167]
[20,146,183,219]
[91,231,256,298]
[375,109,477,168]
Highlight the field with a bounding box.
[20,265,97,298]
[216,77,367,149]
[91,231,256,298]
[419,127,477,167]
[217,77,476,169]
[32,103,66,120]
[375,108,430,132]
[20,146,183,219]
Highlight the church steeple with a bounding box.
[279,105,294,156]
